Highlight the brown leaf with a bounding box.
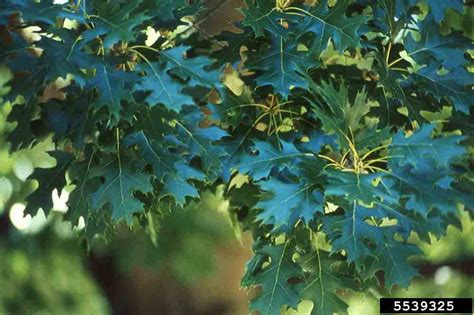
[196,0,244,36]
[38,76,72,103]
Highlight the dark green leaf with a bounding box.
[303,0,367,56]
[242,241,301,315]
[134,63,194,111]
[296,249,354,315]
[25,151,73,215]
[404,62,474,113]
[249,38,315,97]
[124,131,205,205]
[91,158,153,224]
[256,175,323,231]
[86,65,138,120]
[241,0,290,38]
[83,0,149,48]
[405,15,472,70]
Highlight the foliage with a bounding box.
[0,224,110,315]
[1,0,473,314]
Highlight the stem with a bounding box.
[254,7,277,22]
[66,35,83,61]
[391,67,410,73]
[340,150,350,166]
[283,11,306,17]
[367,165,392,174]
[385,41,392,65]
[130,45,161,54]
[364,157,390,166]
[271,100,293,110]
[116,128,122,169]
[318,154,339,164]
[361,144,389,160]
[129,49,155,71]
[223,103,269,112]
[370,217,379,227]
[286,6,320,20]
[388,56,404,68]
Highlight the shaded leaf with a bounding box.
[134,63,194,111]
[303,0,367,56]
[91,158,153,224]
[242,242,301,315]
[86,65,138,120]
[249,38,315,97]
[256,175,323,231]
[124,131,205,205]
[404,62,474,113]
[296,250,354,315]
[25,151,73,215]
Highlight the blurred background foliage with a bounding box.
[0,193,473,314]
[1,1,473,314]
[0,221,110,315]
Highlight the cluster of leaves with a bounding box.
[1,0,473,314]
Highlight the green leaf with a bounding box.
[0,64,12,96]
[3,0,473,309]
[160,46,221,88]
[391,0,464,24]
[388,124,468,217]
[82,211,116,246]
[83,0,149,48]
[373,53,413,118]
[25,151,73,215]
[233,140,302,180]
[365,230,421,288]
[0,0,84,25]
[420,0,464,23]
[134,63,194,111]
[145,0,202,22]
[38,29,96,87]
[306,79,375,148]
[67,151,98,225]
[389,124,465,168]
[249,38,315,97]
[297,130,337,154]
[325,171,399,206]
[322,203,380,269]
[390,163,464,217]
[0,177,12,213]
[208,86,254,128]
[176,108,228,178]
[242,241,302,315]
[134,45,221,112]
[91,158,153,224]
[405,15,472,70]
[296,249,353,315]
[323,204,422,288]
[303,0,367,56]
[87,65,138,120]
[256,175,323,231]
[124,131,205,206]
[241,0,289,38]
[404,62,474,113]
[161,162,204,205]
